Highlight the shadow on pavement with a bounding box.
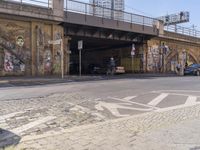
[0,129,21,149]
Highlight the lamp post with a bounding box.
[78,40,83,76]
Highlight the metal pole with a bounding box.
[79,49,82,76]
[61,39,64,79]
[132,56,134,73]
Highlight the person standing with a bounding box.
[107,57,116,75]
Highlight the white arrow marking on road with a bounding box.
[185,96,197,106]
[109,97,159,109]
[148,93,168,106]
[95,101,153,117]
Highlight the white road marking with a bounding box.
[11,116,56,134]
[109,97,159,109]
[123,96,136,101]
[148,93,168,106]
[185,96,197,106]
[152,91,200,99]
[95,101,153,117]
[0,111,25,121]
[155,102,200,112]
[0,116,56,143]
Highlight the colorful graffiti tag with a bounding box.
[4,50,25,72]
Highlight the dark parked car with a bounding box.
[184,64,200,76]
[87,64,107,74]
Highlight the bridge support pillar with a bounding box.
[52,0,64,20]
[64,36,71,75]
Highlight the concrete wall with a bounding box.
[145,37,200,73]
[0,18,67,77]
[0,0,64,22]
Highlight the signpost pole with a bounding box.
[78,40,83,76]
[61,39,64,79]
[132,56,134,73]
[79,49,82,76]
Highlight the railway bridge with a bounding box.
[0,0,199,76]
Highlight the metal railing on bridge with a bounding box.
[2,0,200,39]
[64,0,158,27]
[164,25,200,38]
[2,0,53,8]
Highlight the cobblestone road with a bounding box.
[15,104,200,150]
[1,91,200,149]
[1,77,200,149]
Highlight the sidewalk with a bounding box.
[0,73,178,87]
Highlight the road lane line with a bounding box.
[148,93,168,106]
[123,96,136,101]
[109,97,159,109]
[185,96,197,106]
[155,102,200,112]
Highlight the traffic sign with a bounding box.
[78,40,83,50]
[131,51,135,56]
[131,43,135,56]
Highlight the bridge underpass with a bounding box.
[3,0,200,77]
[64,24,151,75]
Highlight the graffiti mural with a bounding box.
[4,50,13,72]
[0,20,31,75]
[44,49,52,74]
[53,51,61,73]
[53,30,62,74]
[147,45,160,72]
[4,50,25,72]
[16,35,25,47]
[0,19,64,76]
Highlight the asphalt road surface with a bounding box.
[1,76,200,149]
[1,76,200,118]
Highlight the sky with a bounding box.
[79,0,200,30]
